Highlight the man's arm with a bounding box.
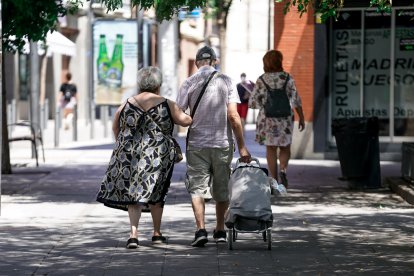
[227,102,251,162]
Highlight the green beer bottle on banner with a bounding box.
[97,34,110,85]
[106,34,124,88]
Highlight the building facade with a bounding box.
[275,0,414,160]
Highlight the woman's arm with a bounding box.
[112,102,127,140]
[228,103,251,162]
[295,106,305,131]
[168,100,192,127]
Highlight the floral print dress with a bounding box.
[248,72,302,147]
[96,99,176,211]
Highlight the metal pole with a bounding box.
[267,0,272,50]
[88,2,95,139]
[72,104,78,141]
[30,42,40,158]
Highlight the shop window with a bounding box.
[394,9,414,136]
[363,11,391,136]
[331,11,362,120]
[331,8,414,139]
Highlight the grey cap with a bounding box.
[196,46,217,61]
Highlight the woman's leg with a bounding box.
[128,204,143,238]
[150,203,164,236]
[266,145,279,181]
[279,145,291,187]
[279,145,291,172]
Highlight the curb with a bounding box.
[385,177,414,205]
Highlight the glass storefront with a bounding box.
[330,8,414,140]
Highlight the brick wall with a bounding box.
[274,3,314,122]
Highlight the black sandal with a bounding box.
[126,238,139,249]
[152,235,167,244]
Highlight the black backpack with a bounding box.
[260,74,291,118]
[62,84,75,102]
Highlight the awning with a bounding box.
[46,31,76,57]
[22,31,77,56]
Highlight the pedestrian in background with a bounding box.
[58,72,77,130]
[96,67,192,249]
[177,46,251,247]
[236,73,254,132]
[249,50,305,189]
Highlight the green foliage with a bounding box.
[370,0,392,13]
[2,0,400,54]
[2,0,81,53]
[130,0,207,21]
[280,0,394,22]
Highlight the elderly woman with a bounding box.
[249,50,305,189]
[96,67,192,248]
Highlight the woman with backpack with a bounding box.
[249,50,305,189]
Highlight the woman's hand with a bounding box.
[298,118,305,132]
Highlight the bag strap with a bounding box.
[186,71,217,149]
[259,75,272,91]
[282,74,290,91]
[240,81,253,93]
[260,74,290,92]
[190,71,217,118]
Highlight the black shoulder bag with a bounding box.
[186,71,218,149]
[260,74,291,118]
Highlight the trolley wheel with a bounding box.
[266,229,272,250]
[228,229,233,250]
[262,231,267,241]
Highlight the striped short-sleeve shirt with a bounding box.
[177,66,241,148]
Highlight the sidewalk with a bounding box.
[1,126,414,275]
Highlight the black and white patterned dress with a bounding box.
[96,99,176,211]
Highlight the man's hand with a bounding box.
[239,147,251,163]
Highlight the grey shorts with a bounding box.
[185,146,233,202]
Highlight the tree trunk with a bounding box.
[1,54,12,174]
[218,23,227,73]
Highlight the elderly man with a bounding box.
[177,46,251,247]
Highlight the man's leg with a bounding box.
[186,148,211,247]
[211,147,232,242]
[215,201,229,231]
[191,196,206,230]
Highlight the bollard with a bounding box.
[40,104,45,131]
[44,98,49,130]
[101,105,109,138]
[11,99,16,125]
[90,101,95,139]
[72,104,78,141]
[7,102,13,135]
[54,106,61,147]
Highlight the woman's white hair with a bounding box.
[137,66,162,93]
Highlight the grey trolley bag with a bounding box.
[225,158,273,250]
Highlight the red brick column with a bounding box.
[274,3,314,122]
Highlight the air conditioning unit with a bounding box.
[401,142,414,182]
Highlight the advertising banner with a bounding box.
[93,20,138,105]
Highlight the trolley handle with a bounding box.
[236,157,260,168]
